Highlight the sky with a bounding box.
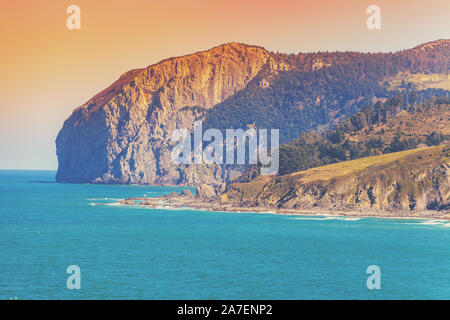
[0,0,449,170]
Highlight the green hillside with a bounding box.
[223,145,450,213]
[276,97,449,175]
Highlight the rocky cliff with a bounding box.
[56,43,274,185]
[56,40,449,186]
[222,146,450,214]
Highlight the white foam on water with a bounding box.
[89,202,122,207]
[87,198,121,201]
[405,219,450,227]
[339,217,362,221]
[104,202,123,206]
[292,216,361,221]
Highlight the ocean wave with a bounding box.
[90,202,133,207]
[407,220,450,226]
[87,198,122,201]
[292,216,361,221]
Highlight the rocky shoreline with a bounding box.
[93,189,450,220]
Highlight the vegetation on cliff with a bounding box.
[223,145,450,213]
[56,40,449,186]
[278,97,450,175]
[204,40,449,143]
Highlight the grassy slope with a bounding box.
[289,146,446,183]
[348,104,450,145]
[224,145,449,211]
[383,72,450,91]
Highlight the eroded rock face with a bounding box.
[56,43,272,185]
[56,40,450,187]
[223,147,450,214]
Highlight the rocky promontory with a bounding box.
[95,146,450,218]
[56,43,273,185]
[56,40,449,187]
[221,146,450,215]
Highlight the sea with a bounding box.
[1,170,449,300]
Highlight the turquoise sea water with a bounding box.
[1,170,450,300]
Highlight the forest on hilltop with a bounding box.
[204,41,449,143]
[277,96,450,175]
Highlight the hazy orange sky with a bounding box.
[1,0,449,169]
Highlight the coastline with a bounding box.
[93,192,450,221]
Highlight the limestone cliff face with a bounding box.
[56,43,272,185]
[56,40,449,186]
